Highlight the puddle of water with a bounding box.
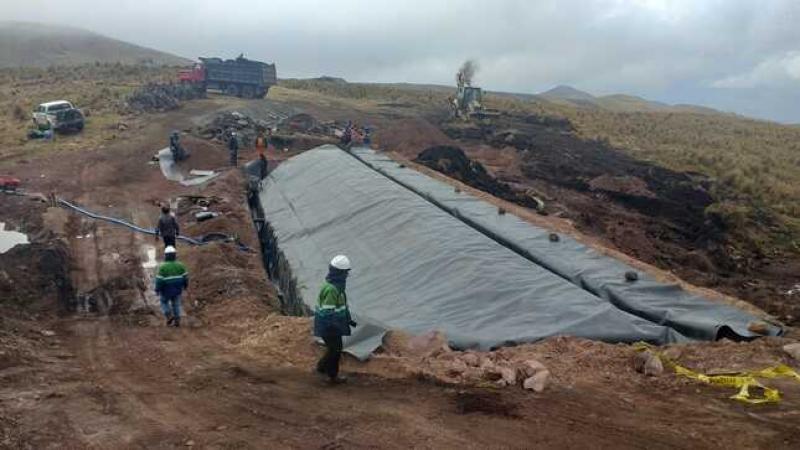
[141,245,158,269]
[0,222,29,253]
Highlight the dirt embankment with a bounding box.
[435,112,798,324]
[415,145,544,210]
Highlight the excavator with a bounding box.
[450,62,500,120]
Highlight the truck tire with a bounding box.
[224,84,240,97]
[241,85,256,99]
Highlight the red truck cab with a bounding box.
[178,64,205,84]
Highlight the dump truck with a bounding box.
[178,54,277,99]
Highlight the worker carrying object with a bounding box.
[155,246,189,328]
[314,254,357,384]
[228,131,239,166]
[155,204,180,248]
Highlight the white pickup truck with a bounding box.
[32,100,85,131]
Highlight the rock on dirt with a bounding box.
[278,113,331,135]
[415,145,543,210]
[517,359,548,379]
[197,111,270,148]
[783,343,800,361]
[523,370,550,392]
[633,351,664,376]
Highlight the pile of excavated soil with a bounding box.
[415,145,543,210]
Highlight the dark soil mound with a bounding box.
[126,83,205,113]
[415,146,541,209]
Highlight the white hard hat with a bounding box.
[165,246,177,254]
[330,254,351,270]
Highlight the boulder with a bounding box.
[523,370,550,392]
[783,343,800,361]
[633,351,663,376]
[517,359,547,378]
[499,367,517,386]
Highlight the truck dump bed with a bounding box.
[199,56,277,87]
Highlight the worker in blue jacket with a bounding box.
[314,255,357,384]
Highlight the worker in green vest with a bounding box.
[314,255,357,384]
[155,246,189,327]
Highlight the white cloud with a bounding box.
[3,0,800,121]
[713,51,800,88]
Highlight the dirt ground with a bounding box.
[2,94,800,449]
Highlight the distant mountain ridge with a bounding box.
[0,21,190,68]
[535,84,721,114]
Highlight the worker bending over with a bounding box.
[155,246,189,327]
[314,255,357,384]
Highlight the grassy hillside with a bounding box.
[0,21,189,68]
[278,78,800,256]
[0,64,176,163]
[557,106,800,250]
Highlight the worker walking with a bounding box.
[258,153,268,186]
[229,131,239,166]
[155,204,180,248]
[314,255,356,384]
[155,246,189,327]
[256,130,266,158]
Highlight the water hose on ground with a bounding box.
[56,198,250,251]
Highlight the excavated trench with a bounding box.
[244,163,308,317]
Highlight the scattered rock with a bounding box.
[548,233,560,242]
[461,353,480,367]
[523,370,550,392]
[624,271,639,282]
[499,367,517,386]
[40,330,56,337]
[633,351,663,376]
[517,359,548,378]
[445,359,468,377]
[783,343,800,361]
[184,439,195,447]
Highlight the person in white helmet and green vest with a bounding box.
[155,245,189,327]
[314,254,357,384]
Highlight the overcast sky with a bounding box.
[6,0,800,122]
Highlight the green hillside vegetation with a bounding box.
[0,21,189,68]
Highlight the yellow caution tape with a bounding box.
[633,343,800,404]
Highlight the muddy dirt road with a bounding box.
[2,96,800,449]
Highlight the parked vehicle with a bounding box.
[178,54,277,99]
[32,100,85,131]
